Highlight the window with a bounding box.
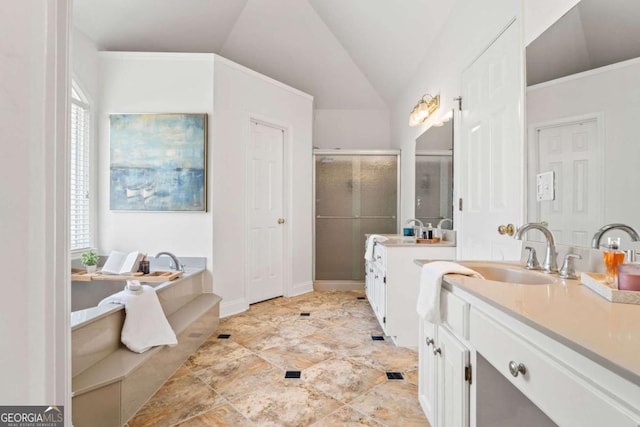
[70,82,92,252]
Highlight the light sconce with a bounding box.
[409,94,440,127]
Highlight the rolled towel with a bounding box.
[364,234,388,261]
[417,261,484,323]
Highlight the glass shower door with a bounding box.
[315,154,398,281]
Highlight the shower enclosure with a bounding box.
[314,151,399,282]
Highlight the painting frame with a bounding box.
[109,113,208,212]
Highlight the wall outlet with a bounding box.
[536,171,554,201]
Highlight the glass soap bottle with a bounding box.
[603,237,625,287]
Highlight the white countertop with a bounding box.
[415,260,640,386]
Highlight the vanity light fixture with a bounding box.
[409,93,440,127]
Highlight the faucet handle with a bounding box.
[524,246,541,270]
[558,253,582,279]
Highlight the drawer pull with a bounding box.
[433,347,441,356]
[508,361,527,377]
[425,337,434,347]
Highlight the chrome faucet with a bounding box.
[514,223,558,274]
[154,252,183,271]
[590,223,640,249]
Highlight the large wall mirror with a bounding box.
[415,116,453,230]
[526,0,640,246]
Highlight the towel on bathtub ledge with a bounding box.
[99,283,177,353]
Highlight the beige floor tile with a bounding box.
[173,403,253,426]
[311,406,382,426]
[130,291,426,427]
[350,381,430,426]
[304,357,387,403]
[128,369,222,427]
[258,337,336,370]
[230,378,342,427]
[195,354,282,401]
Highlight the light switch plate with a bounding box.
[536,171,554,201]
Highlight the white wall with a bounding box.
[527,59,640,233]
[313,109,391,149]
[96,53,313,317]
[213,57,314,315]
[97,52,216,290]
[392,0,521,226]
[0,0,70,409]
[393,0,583,226]
[71,28,99,102]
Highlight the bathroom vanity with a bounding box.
[416,260,640,427]
[365,236,455,347]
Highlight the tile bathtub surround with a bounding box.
[127,290,429,427]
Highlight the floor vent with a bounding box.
[285,370,302,379]
[300,312,311,317]
[371,336,385,341]
[217,334,231,339]
[357,297,366,300]
[386,372,404,380]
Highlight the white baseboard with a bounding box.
[313,280,365,291]
[220,297,249,318]
[288,280,313,297]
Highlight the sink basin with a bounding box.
[464,265,555,285]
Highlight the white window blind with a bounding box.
[70,85,91,252]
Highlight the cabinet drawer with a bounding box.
[470,308,638,427]
[440,289,468,339]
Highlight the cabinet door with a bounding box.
[419,319,438,425]
[365,261,374,302]
[436,326,470,427]
[376,268,386,330]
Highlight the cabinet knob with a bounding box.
[425,337,434,347]
[277,218,285,224]
[508,361,527,377]
[433,347,441,356]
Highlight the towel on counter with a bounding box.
[364,234,388,261]
[99,283,177,353]
[417,261,484,323]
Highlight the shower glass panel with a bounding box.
[415,154,453,226]
[315,154,398,281]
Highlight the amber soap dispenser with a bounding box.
[603,237,625,287]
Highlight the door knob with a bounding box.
[498,224,515,236]
[277,218,285,224]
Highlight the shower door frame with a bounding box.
[312,149,401,285]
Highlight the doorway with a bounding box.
[314,151,399,283]
[247,120,286,303]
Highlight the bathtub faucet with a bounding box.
[155,252,184,271]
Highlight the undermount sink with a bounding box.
[463,265,556,285]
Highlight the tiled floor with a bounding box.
[127,290,430,427]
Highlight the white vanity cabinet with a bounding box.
[366,241,455,347]
[419,288,471,427]
[418,279,640,427]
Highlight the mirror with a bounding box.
[526,0,640,246]
[415,117,453,230]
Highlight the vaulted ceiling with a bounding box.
[73,0,455,109]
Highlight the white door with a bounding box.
[248,121,284,304]
[532,119,602,246]
[458,21,524,260]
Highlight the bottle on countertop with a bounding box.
[426,223,434,240]
[603,237,625,287]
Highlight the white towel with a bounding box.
[364,234,388,261]
[99,284,177,353]
[417,261,484,323]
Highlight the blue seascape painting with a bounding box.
[109,113,207,211]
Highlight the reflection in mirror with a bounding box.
[526,0,640,246]
[415,117,453,230]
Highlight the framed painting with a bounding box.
[109,113,207,211]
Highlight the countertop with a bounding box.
[372,234,456,248]
[414,259,640,386]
